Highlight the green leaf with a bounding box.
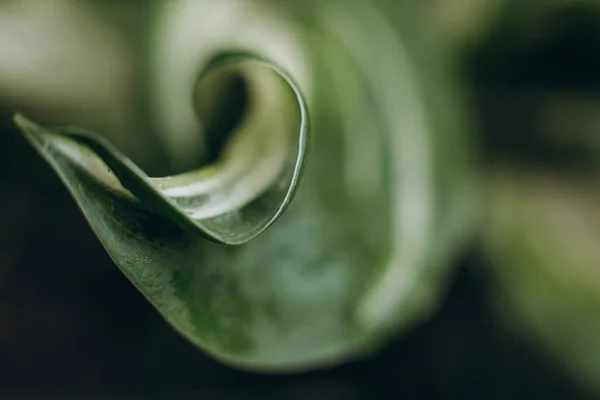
[14,0,476,371]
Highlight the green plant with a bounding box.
[14,0,475,371]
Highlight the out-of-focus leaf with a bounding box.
[0,0,135,148]
[475,0,600,392]
[484,169,600,392]
[14,0,476,370]
[411,0,510,50]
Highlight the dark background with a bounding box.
[2,1,600,399]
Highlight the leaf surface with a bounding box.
[15,0,476,370]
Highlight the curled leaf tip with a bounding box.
[14,54,310,246]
